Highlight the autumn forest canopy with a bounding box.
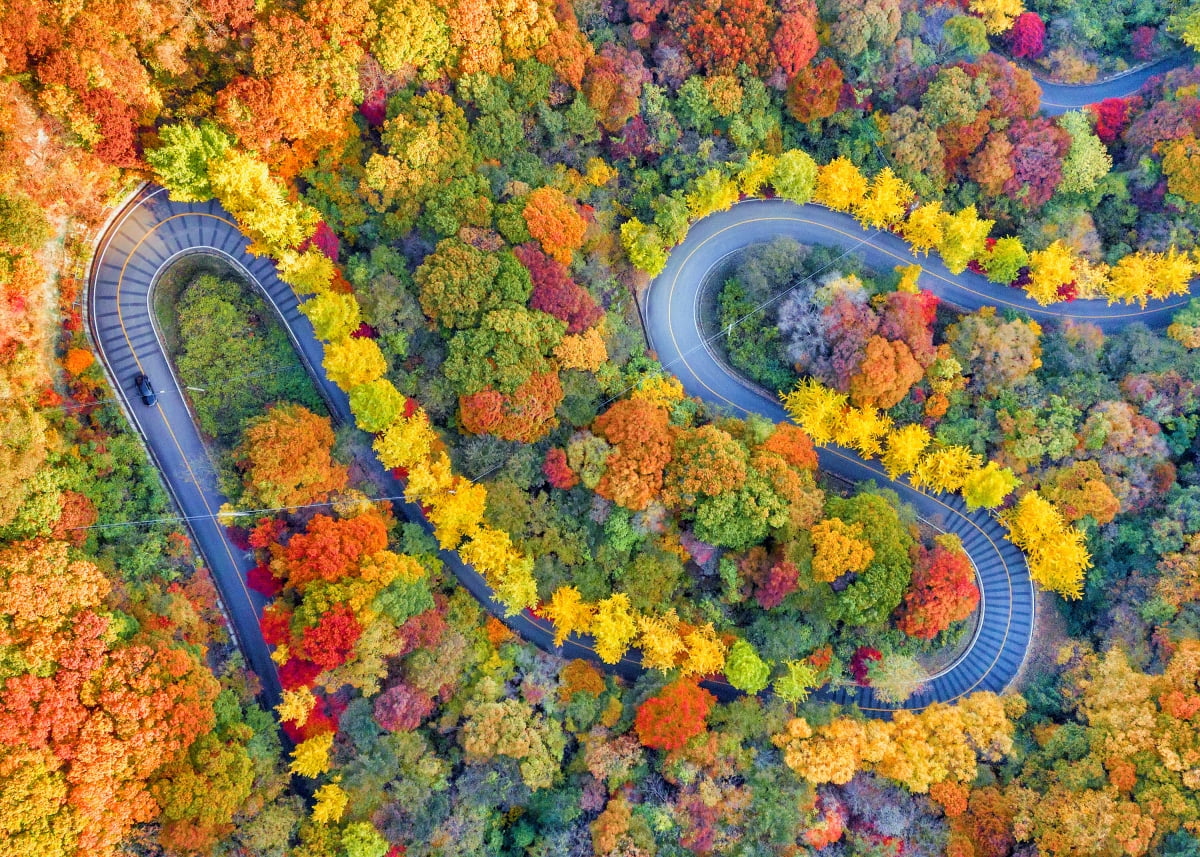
[8,0,1200,855]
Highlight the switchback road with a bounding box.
[88,58,1196,714]
[1038,53,1190,115]
[86,188,658,711]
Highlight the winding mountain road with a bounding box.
[87,57,1195,715]
[643,198,1191,713]
[86,187,657,712]
[1037,53,1189,115]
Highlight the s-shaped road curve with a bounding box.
[87,57,1197,714]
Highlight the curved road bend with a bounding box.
[1038,53,1190,115]
[643,196,1198,711]
[88,58,1198,714]
[87,186,658,711]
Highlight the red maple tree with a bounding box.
[635,677,715,751]
[896,544,980,640]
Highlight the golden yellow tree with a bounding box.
[814,157,868,212]
[637,610,686,672]
[632,373,685,410]
[459,525,539,615]
[1000,490,1091,598]
[208,150,320,256]
[374,412,437,470]
[834,405,894,458]
[322,336,388,389]
[492,557,539,616]
[910,445,983,494]
[881,423,933,478]
[276,687,316,727]
[855,168,915,229]
[426,476,488,550]
[1108,248,1196,306]
[301,291,361,341]
[544,585,595,646]
[901,201,947,256]
[289,731,334,778]
[554,328,608,371]
[685,169,741,219]
[780,378,848,445]
[811,518,875,582]
[591,593,638,664]
[311,781,349,824]
[969,0,1025,33]
[404,452,455,504]
[1026,240,1079,305]
[278,248,336,295]
[459,525,520,581]
[1152,247,1197,301]
[738,151,778,196]
[775,693,1013,791]
[776,716,867,785]
[938,205,993,274]
[962,461,1021,509]
[679,622,728,676]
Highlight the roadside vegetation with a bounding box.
[168,273,326,449]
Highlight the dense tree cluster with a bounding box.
[6,0,1200,853]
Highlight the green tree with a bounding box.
[725,639,771,693]
[943,15,989,58]
[443,308,565,395]
[621,219,669,276]
[1169,3,1200,50]
[937,205,993,275]
[340,822,389,857]
[770,149,819,204]
[982,236,1029,284]
[825,491,915,626]
[1057,111,1112,195]
[175,275,324,445]
[348,379,408,433]
[301,291,361,342]
[693,470,788,550]
[416,239,531,329]
[147,122,233,202]
[920,67,991,129]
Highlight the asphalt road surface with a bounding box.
[1038,54,1190,115]
[88,59,1196,715]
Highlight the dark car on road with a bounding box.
[133,372,157,406]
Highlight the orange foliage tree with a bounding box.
[848,335,924,409]
[276,511,390,590]
[523,187,587,266]
[458,371,564,443]
[757,423,819,471]
[810,518,875,582]
[592,399,675,510]
[669,0,780,76]
[896,539,980,640]
[0,540,221,857]
[663,424,749,509]
[236,403,349,511]
[634,677,716,751]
